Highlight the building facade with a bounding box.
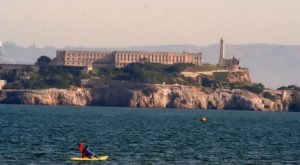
[53,50,113,67]
[52,50,202,68]
[114,51,202,67]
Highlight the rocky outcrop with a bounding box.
[128,85,286,111]
[0,85,292,111]
[225,70,251,83]
[0,88,91,106]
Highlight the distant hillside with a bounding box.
[2,42,300,88]
[2,42,56,64]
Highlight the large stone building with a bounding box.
[52,50,113,67]
[52,50,202,68]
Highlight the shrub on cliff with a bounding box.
[167,63,190,73]
[117,63,197,85]
[38,66,82,88]
[230,83,265,94]
[263,91,276,101]
[278,85,300,91]
[6,66,87,89]
[124,62,191,75]
[0,70,19,83]
[185,64,226,72]
[96,67,122,78]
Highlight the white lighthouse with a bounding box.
[218,37,225,66]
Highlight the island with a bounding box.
[0,38,299,112]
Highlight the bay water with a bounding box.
[0,105,300,164]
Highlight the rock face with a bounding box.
[226,70,251,83]
[0,85,292,111]
[128,85,285,111]
[0,88,91,106]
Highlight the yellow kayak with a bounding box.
[70,155,109,161]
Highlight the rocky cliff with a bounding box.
[226,70,251,83]
[212,70,251,83]
[0,85,292,111]
[0,88,91,106]
[127,85,286,111]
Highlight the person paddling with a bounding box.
[82,146,95,158]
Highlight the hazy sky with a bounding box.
[0,0,300,47]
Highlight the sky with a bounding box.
[0,0,300,47]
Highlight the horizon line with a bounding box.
[2,41,300,49]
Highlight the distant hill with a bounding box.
[2,42,56,64]
[2,42,300,88]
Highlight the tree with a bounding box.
[36,56,52,66]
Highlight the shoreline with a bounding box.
[0,85,295,112]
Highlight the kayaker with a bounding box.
[82,146,95,158]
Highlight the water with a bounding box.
[0,105,300,164]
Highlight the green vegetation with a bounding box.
[113,63,198,85]
[230,82,265,94]
[0,61,263,92]
[1,66,93,89]
[185,64,226,72]
[263,91,276,101]
[0,62,201,89]
[277,85,300,91]
[35,56,52,66]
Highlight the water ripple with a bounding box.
[0,105,300,164]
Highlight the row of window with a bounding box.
[65,60,202,67]
[66,62,88,65]
[116,55,188,62]
[65,56,200,63]
[66,58,99,62]
[62,52,201,60]
[63,53,201,63]
[65,53,109,58]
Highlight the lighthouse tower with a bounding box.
[218,37,225,66]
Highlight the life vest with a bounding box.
[79,143,84,152]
